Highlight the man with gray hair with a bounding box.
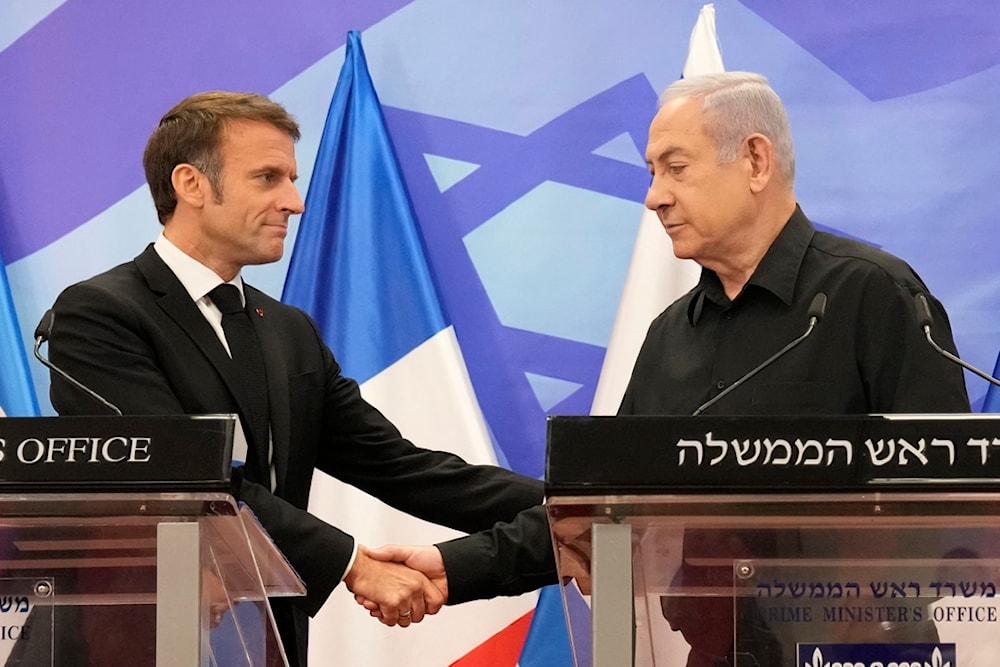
[626,71,969,666]
[623,71,967,415]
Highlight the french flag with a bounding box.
[282,30,539,666]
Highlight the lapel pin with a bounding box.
[256,308,264,317]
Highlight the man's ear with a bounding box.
[744,134,774,193]
[171,164,207,209]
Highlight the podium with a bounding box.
[0,415,304,666]
[546,415,1000,667]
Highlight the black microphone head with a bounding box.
[807,292,827,322]
[34,310,55,343]
[913,293,934,330]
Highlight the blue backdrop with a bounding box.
[3,1,1000,660]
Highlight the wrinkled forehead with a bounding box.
[645,97,714,160]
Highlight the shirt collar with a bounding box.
[153,233,245,305]
[687,205,814,325]
[745,205,814,305]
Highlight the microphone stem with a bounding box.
[923,328,1000,388]
[34,339,123,415]
[693,317,818,416]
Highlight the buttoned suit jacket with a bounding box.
[48,245,545,663]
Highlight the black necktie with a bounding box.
[208,284,270,474]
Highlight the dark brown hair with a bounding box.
[142,91,300,224]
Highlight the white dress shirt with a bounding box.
[153,233,273,487]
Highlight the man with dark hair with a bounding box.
[143,91,302,225]
[46,91,552,666]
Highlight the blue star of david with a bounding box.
[385,75,658,476]
[385,73,877,478]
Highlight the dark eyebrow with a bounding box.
[251,164,298,182]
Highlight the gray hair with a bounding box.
[660,72,795,184]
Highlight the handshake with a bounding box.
[343,544,448,628]
[343,524,596,629]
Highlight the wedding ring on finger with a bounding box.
[400,609,413,618]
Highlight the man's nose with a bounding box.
[644,175,673,212]
[282,182,305,215]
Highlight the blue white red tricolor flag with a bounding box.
[282,30,540,666]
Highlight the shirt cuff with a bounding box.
[339,540,359,583]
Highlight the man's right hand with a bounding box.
[343,545,444,627]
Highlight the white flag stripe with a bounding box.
[590,209,700,415]
[682,3,724,77]
[590,3,725,416]
[357,327,495,466]
[308,327,538,665]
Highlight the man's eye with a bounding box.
[668,164,686,175]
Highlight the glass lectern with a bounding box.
[0,415,304,667]
[546,415,1000,667]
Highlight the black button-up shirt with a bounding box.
[620,206,970,416]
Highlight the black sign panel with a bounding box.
[0,415,234,492]
[546,415,1000,494]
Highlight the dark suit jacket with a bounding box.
[48,245,547,664]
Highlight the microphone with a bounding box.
[692,292,827,416]
[33,310,123,415]
[913,293,1000,388]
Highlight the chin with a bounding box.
[669,246,696,261]
[263,244,286,263]
[664,234,694,260]
[246,250,284,267]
